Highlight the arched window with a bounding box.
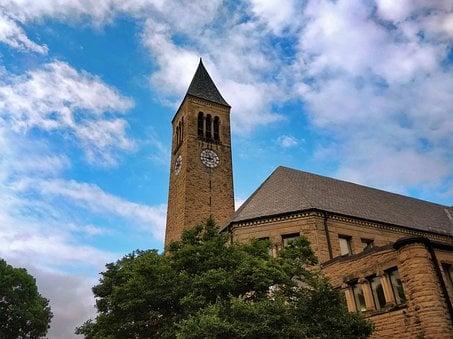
[198,112,204,138]
[213,116,220,142]
[206,114,212,140]
[179,117,184,143]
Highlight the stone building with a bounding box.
[165,60,453,338]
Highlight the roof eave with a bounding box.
[225,208,453,239]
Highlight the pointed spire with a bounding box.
[186,58,230,107]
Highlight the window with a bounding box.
[179,117,184,143]
[387,268,406,304]
[369,276,386,309]
[339,235,353,256]
[352,283,366,312]
[213,116,220,141]
[442,264,453,301]
[442,264,453,289]
[198,112,204,138]
[361,239,374,251]
[282,233,300,247]
[206,114,212,140]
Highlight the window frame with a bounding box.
[205,114,212,140]
[368,275,386,310]
[197,112,204,138]
[213,116,220,142]
[338,235,353,256]
[361,238,374,251]
[442,263,453,298]
[387,267,406,305]
[351,282,367,312]
[281,233,300,247]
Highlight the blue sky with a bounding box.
[0,0,452,337]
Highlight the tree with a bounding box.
[0,259,52,338]
[76,219,373,338]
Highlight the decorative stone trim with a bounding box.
[343,287,356,312]
[363,303,407,318]
[230,209,452,243]
[231,210,321,229]
[380,273,396,305]
[329,214,451,242]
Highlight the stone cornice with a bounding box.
[230,209,453,243]
[231,210,321,229]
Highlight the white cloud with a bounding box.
[335,142,450,192]
[249,0,298,34]
[375,0,415,22]
[13,177,167,241]
[142,19,200,96]
[375,0,452,25]
[6,262,98,339]
[0,0,222,34]
[142,16,285,133]
[297,0,453,193]
[1,0,287,134]
[0,61,134,165]
[235,197,246,210]
[0,127,166,337]
[300,0,445,83]
[35,270,96,339]
[0,13,47,53]
[277,134,299,148]
[0,1,451,336]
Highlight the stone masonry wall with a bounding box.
[232,213,453,338]
[322,241,453,338]
[396,242,453,338]
[165,96,234,246]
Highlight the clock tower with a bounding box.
[164,59,235,247]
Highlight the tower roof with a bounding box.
[186,59,230,107]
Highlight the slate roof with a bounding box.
[186,59,229,107]
[230,166,453,237]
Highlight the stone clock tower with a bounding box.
[164,59,235,247]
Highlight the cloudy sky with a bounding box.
[0,0,452,337]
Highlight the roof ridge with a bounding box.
[278,165,448,208]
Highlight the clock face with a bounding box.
[200,149,220,168]
[174,155,182,175]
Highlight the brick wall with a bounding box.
[232,212,453,338]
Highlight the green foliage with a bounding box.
[0,259,52,338]
[76,218,373,338]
